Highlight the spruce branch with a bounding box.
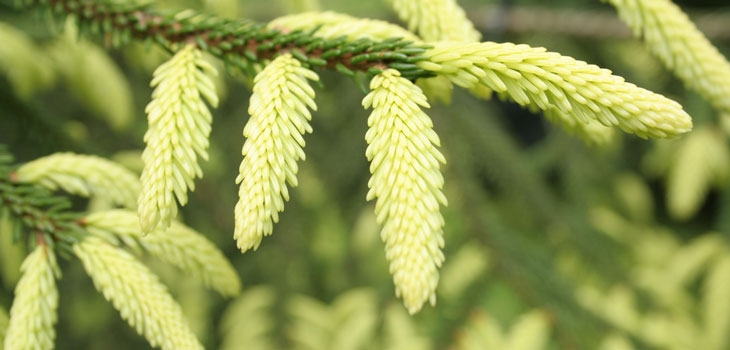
[269,11,457,103]
[1,168,85,254]
[23,0,434,81]
[23,0,693,142]
[0,147,241,348]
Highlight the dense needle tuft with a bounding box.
[138,44,218,233]
[15,153,141,210]
[234,54,319,252]
[419,41,692,140]
[84,209,242,297]
[73,236,203,350]
[4,245,60,350]
[606,0,730,113]
[385,0,481,42]
[363,69,447,314]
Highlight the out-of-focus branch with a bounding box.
[472,4,730,41]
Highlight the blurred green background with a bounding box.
[2,0,730,349]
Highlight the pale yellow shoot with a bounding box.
[606,0,730,113]
[84,209,241,297]
[385,0,481,41]
[419,42,692,139]
[139,44,218,233]
[4,245,60,350]
[269,11,420,42]
[73,236,203,350]
[363,69,447,314]
[234,54,318,252]
[15,152,141,210]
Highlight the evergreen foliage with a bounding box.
[234,53,318,252]
[363,69,447,314]
[1,0,730,348]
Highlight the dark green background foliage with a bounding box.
[2,0,730,349]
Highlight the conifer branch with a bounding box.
[0,147,240,348]
[1,169,84,253]
[23,0,433,81]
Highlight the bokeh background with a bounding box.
[2,0,730,348]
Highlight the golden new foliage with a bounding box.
[385,0,481,42]
[605,0,730,112]
[139,44,219,233]
[4,2,724,349]
[269,11,458,104]
[418,42,693,140]
[73,236,204,350]
[15,153,141,210]
[83,209,241,297]
[269,11,420,41]
[363,69,447,313]
[4,245,60,350]
[234,53,318,252]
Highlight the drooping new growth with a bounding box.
[4,245,60,350]
[269,11,421,42]
[73,236,203,350]
[385,0,481,41]
[234,54,319,252]
[83,209,241,297]
[418,42,693,140]
[15,153,141,210]
[606,0,730,112]
[363,69,447,314]
[12,0,703,320]
[139,44,218,233]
